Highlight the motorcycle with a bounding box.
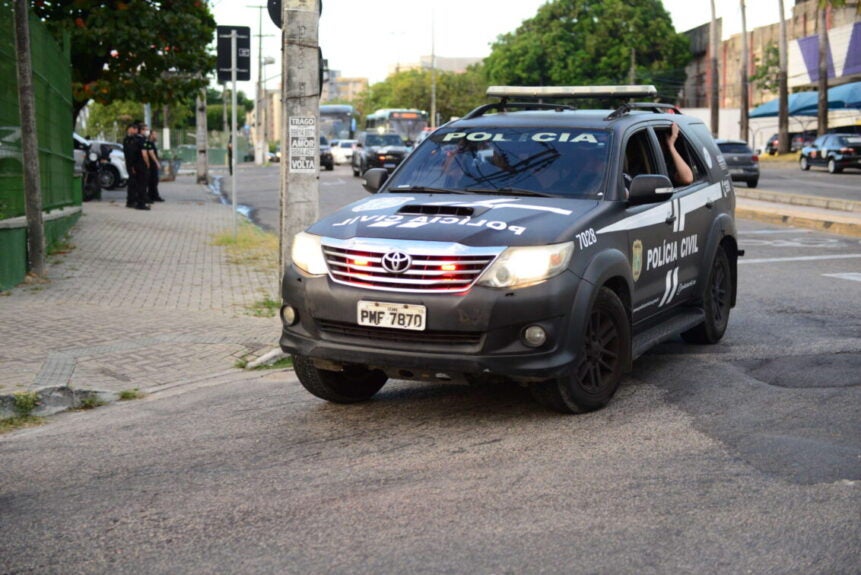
[81,144,101,202]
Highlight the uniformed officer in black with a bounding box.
[122,122,149,210]
[143,128,164,202]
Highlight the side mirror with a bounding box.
[628,174,674,205]
[362,168,389,193]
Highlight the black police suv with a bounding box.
[280,86,740,413]
[351,132,409,177]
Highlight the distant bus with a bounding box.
[319,104,356,141]
[364,108,429,145]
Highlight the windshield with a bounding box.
[365,134,404,147]
[386,127,610,198]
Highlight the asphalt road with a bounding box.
[747,159,860,201]
[1,171,859,573]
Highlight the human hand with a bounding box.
[667,122,679,146]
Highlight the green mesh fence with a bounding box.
[0,10,23,220]
[0,8,76,290]
[0,9,74,220]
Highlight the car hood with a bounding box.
[307,193,602,247]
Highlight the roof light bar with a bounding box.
[486,85,658,99]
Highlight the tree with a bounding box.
[31,0,216,122]
[482,0,690,102]
[750,44,780,93]
[354,67,488,126]
[84,99,192,140]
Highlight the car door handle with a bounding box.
[665,215,677,225]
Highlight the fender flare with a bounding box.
[568,249,635,369]
[697,213,739,306]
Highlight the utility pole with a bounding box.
[778,0,790,154]
[430,9,436,129]
[816,3,830,136]
[739,0,749,143]
[709,0,720,137]
[279,0,321,276]
[12,0,45,278]
[248,4,269,165]
[195,87,208,184]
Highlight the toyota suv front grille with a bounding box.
[321,239,501,293]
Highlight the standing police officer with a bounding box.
[122,122,149,210]
[144,128,164,202]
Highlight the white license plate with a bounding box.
[384,163,396,169]
[357,301,426,331]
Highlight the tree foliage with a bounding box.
[482,0,690,101]
[30,0,216,121]
[750,44,780,95]
[353,66,489,126]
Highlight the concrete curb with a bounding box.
[736,198,861,237]
[736,188,861,213]
[245,348,289,369]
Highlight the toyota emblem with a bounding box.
[381,251,412,273]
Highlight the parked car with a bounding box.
[799,134,861,173]
[716,139,759,188]
[281,84,740,414]
[764,131,816,155]
[331,139,357,165]
[351,132,409,176]
[320,136,334,171]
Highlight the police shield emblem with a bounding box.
[632,240,643,281]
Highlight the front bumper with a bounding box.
[280,267,588,382]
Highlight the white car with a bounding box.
[330,139,357,165]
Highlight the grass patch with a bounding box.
[118,389,143,401]
[47,238,75,256]
[247,296,280,317]
[253,356,293,370]
[235,358,249,369]
[0,416,45,434]
[76,396,106,410]
[212,222,278,271]
[13,391,40,417]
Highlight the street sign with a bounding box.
[216,26,251,83]
[267,0,322,28]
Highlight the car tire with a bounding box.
[97,165,119,190]
[292,354,387,403]
[682,246,733,345]
[747,178,758,188]
[827,158,842,174]
[800,157,810,171]
[530,287,629,414]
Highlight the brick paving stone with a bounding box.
[0,176,283,409]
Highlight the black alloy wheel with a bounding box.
[682,246,732,344]
[531,287,629,413]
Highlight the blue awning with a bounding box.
[750,82,861,118]
[749,91,819,118]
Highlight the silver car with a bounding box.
[716,139,759,188]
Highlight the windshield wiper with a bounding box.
[390,186,471,194]
[464,187,554,198]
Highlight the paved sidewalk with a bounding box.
[0,176,282,417]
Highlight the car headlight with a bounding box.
[291,232,328,275]
[477,242,574,289]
